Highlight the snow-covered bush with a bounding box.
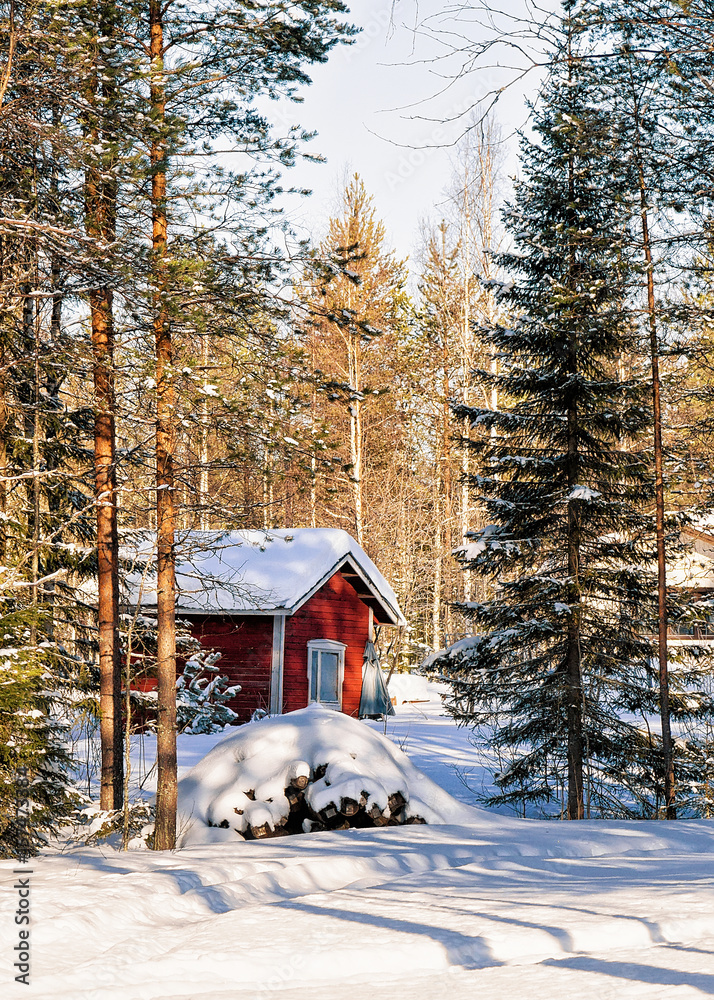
[122,614,240,734]
[71,800,155,849]
[176,704,478,846]
[175,652,241,734]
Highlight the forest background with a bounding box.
[3,0,714,850]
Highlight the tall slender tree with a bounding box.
[432,16,669,819]
[80,0,124,812]
[299,174,410,547]
[131,0,354,848]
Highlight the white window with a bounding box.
[307,639,346,710]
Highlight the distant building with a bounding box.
[669,519,714,645]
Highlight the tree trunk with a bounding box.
[199,334,209,530]
[566,477,584,819]
[565,339,584,820]
[347,330,364,546]
[638,168,675,819]
[434,242,453,650]
[309,330,318,527]
[0,371,6,565]
[432,502,442,651]
[90,289,123,810]
[627,64,675,817]
[565,135,584,821]
[31,300,40,642]
[150,0,177,850]
[84,4,123,810]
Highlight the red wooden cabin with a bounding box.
[125,528,405,722]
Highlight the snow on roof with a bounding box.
[122,528,405,625]
[684,515,714,537]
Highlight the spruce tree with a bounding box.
[432,18,670,819]
[0,0,104,854]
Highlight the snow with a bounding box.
[669,527,714,589]
[120,527,405,624]
[6,693,714,999]
[176,703,475,845]
[421,636,482,672]
[566,484,602,502]
[385,670,432,705]
[456,523,503,560]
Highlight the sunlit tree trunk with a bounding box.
[347,327,364,546]
[628,73,675,819]
[149,0,177,850]
[639,169,675,818]
[84,1,123,811]
[199,334,209,530]
[564,67,584,822]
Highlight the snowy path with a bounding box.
[5,819,714,999]
[4,692,714,998]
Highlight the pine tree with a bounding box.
[431,18,673,819]
[131,0,355,849]
[76,0,127,813]
[580,0,714,816]
[299,174,410,546]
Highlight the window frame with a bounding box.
[307,638,346,710]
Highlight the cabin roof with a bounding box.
[672,521,714,591]
[121,528,406,626]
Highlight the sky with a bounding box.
[265,0,552,264]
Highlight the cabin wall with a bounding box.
[189,614,273,723]
[282,572,369,716]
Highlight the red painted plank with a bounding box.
[283,571,369,717]
[188,615,273,723]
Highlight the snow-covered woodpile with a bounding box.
[208,761,425,840]
[176,704,477,847]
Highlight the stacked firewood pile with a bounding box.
[206,760,427,840]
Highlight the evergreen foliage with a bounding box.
[5,0,714,839]
[0,606,80,857]
[175,652,241,734]
[430,21,700,818]
[123,612,240,734]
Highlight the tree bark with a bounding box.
[199,333,209,530]
[150,0,177,850]
[0,229,7,560]
[432,512,442,651]
[638,169,675,819]
[84,4,123,810]
[566,432,584,820]
[565,118,584,821]
[347,328,364,546]
[0,316,7,563]
[627,63,675,818]
[90,289,123,810]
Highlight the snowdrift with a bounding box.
[176,703,479,847]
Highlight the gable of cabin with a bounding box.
[184,568,377,722]
[282,570,370,716]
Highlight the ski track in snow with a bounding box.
[4,693,714,999]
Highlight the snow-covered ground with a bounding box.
[4,684,714,999]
